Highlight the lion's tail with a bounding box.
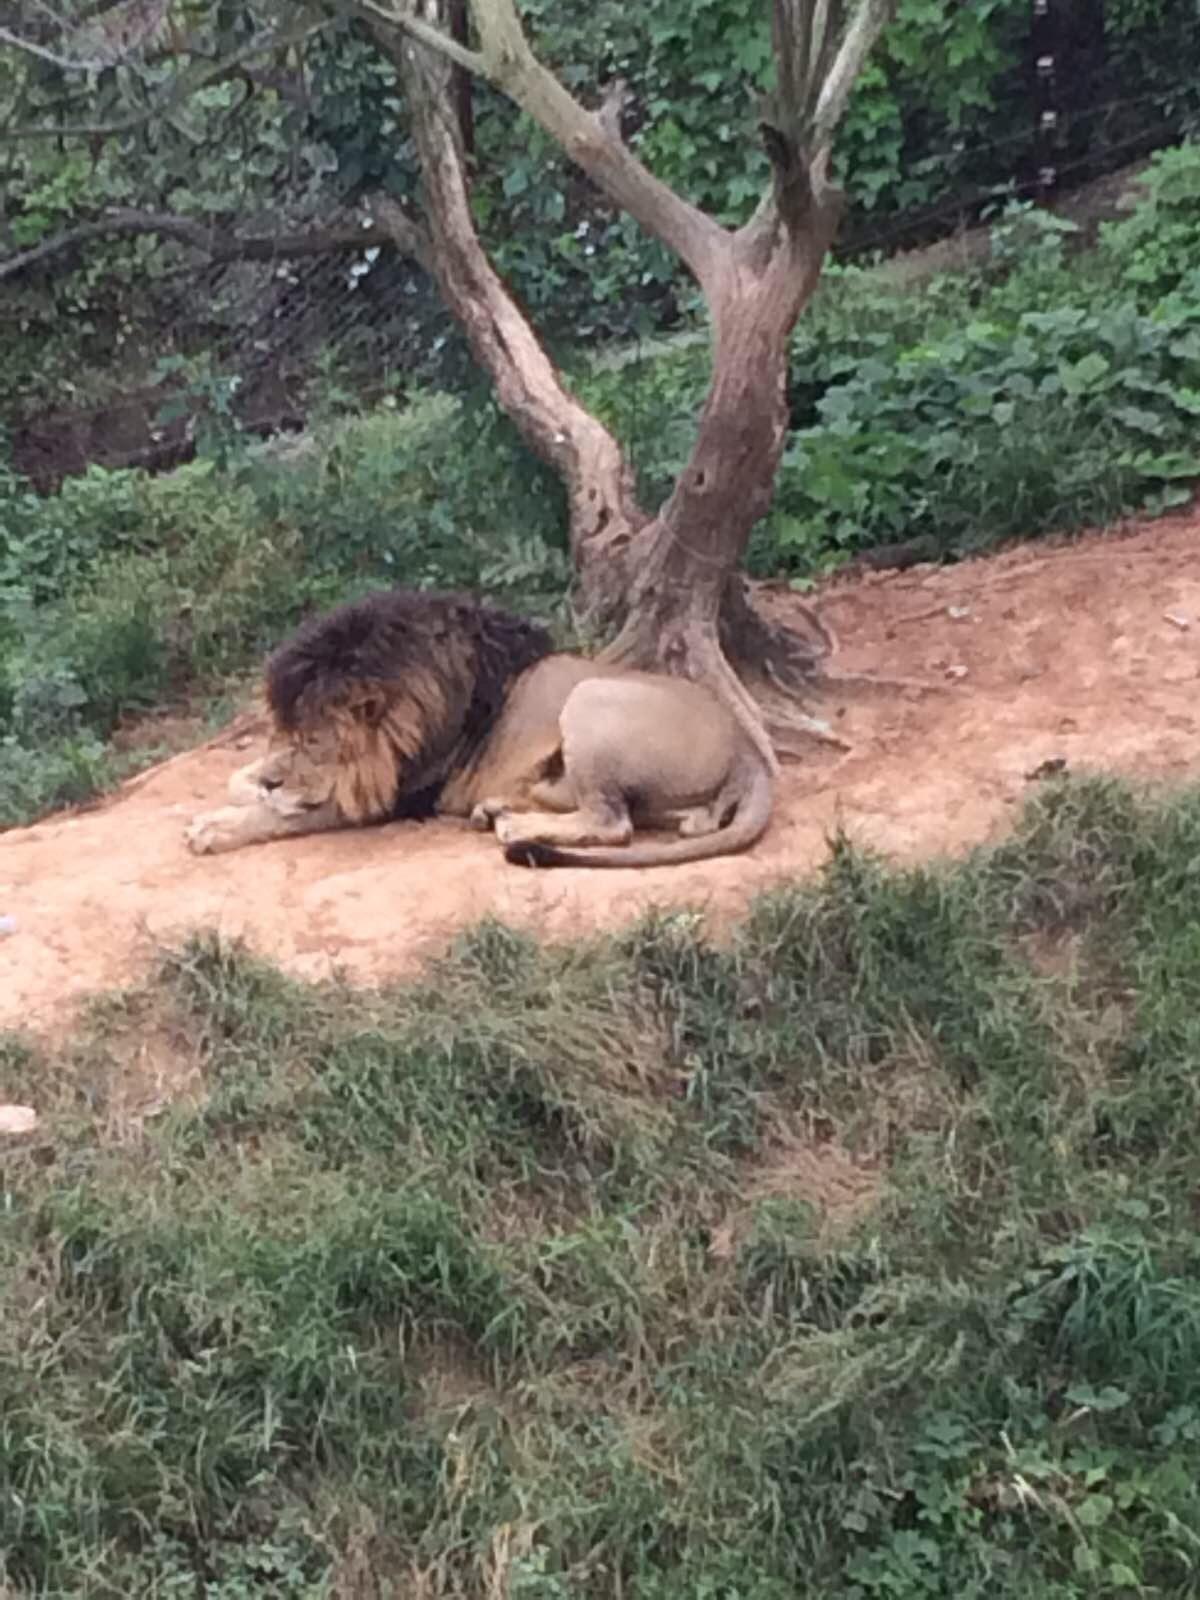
[503,759,773,871]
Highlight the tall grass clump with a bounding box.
[3,774,1200,1595]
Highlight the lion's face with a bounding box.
[253,690,417,824]
[255,726,341,816]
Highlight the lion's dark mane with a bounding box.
[264,588,555,817]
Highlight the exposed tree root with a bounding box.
[752,665,951,762]
[596,574,948,773]
[718,582,850,761]
[719,578,835,686]
[807,669,952,703]
[761,696,851,754]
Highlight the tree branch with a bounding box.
[346,0,728,290]
[0,208,401,283]
[366,16,646,574]
[812,0,894,150]
[0,0,170,69]
[741,0,888,251]
[0,10,329,141]
[349,0,485,74]
[360,193,434,272]
[0,21,134,71]
[596,76,629,142]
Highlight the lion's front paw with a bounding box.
[469,800,502,832]
[185,808,246,855]
[494,810,540,848]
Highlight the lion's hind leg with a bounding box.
[490,706,636,852]
[657,776,741,838]
[664,802,724,838]
[493,800,633,851]
[470,772,577,832]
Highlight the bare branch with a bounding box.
[3,113,154,140]
[808,0,835,87]
[0,22,119,69]
[446,0,475,159]
[362,192,434,272]
[812,0,894,149]
[742,0,888,249]
[348,0,485,74]
[367,14,644,569]
[804,0,843,123]
[235,63,311,107]
[0,207,399,283]
[0,10,329,141]
[757,117,813,233]
[596,76,629,143]
[0,0,169,70]
[27,0,74,29]
[347,0,728,289]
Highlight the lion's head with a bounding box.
[252,723,340,816]
[253,589,553,825]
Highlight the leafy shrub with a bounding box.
[1097,139,1200,302]
[762,283,1200,572]
[250,392,569,598]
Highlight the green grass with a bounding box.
[3,774,1200,1596]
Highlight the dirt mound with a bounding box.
[3,509,1199,1035]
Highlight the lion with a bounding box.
[184,588,773,869]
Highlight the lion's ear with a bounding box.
[352,689,387,727]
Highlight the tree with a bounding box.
[353,0,893,767]
[0,0,894,765]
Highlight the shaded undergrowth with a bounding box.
[3,774,1200,1596]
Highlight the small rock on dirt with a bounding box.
[0,1105,38,1135]
[0,915,16,938]
[1025,757,1069,782]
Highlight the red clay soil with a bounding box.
[2,508,1199,1036]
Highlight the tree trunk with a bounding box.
[364,0,884,766]
[593,230,840,765]
[371,22,649,581]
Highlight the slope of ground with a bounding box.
[2,506,1198,1034]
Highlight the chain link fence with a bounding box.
[2,14,1196,491]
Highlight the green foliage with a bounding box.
[0,456,309,825]
[251,392,569,594]
[1097,141,1200,302]
[834,0,1025,217]
[4,0,1199,410]
[766,275,1200,573]
[5,776,1200,1592]
[574,161,1200,577]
